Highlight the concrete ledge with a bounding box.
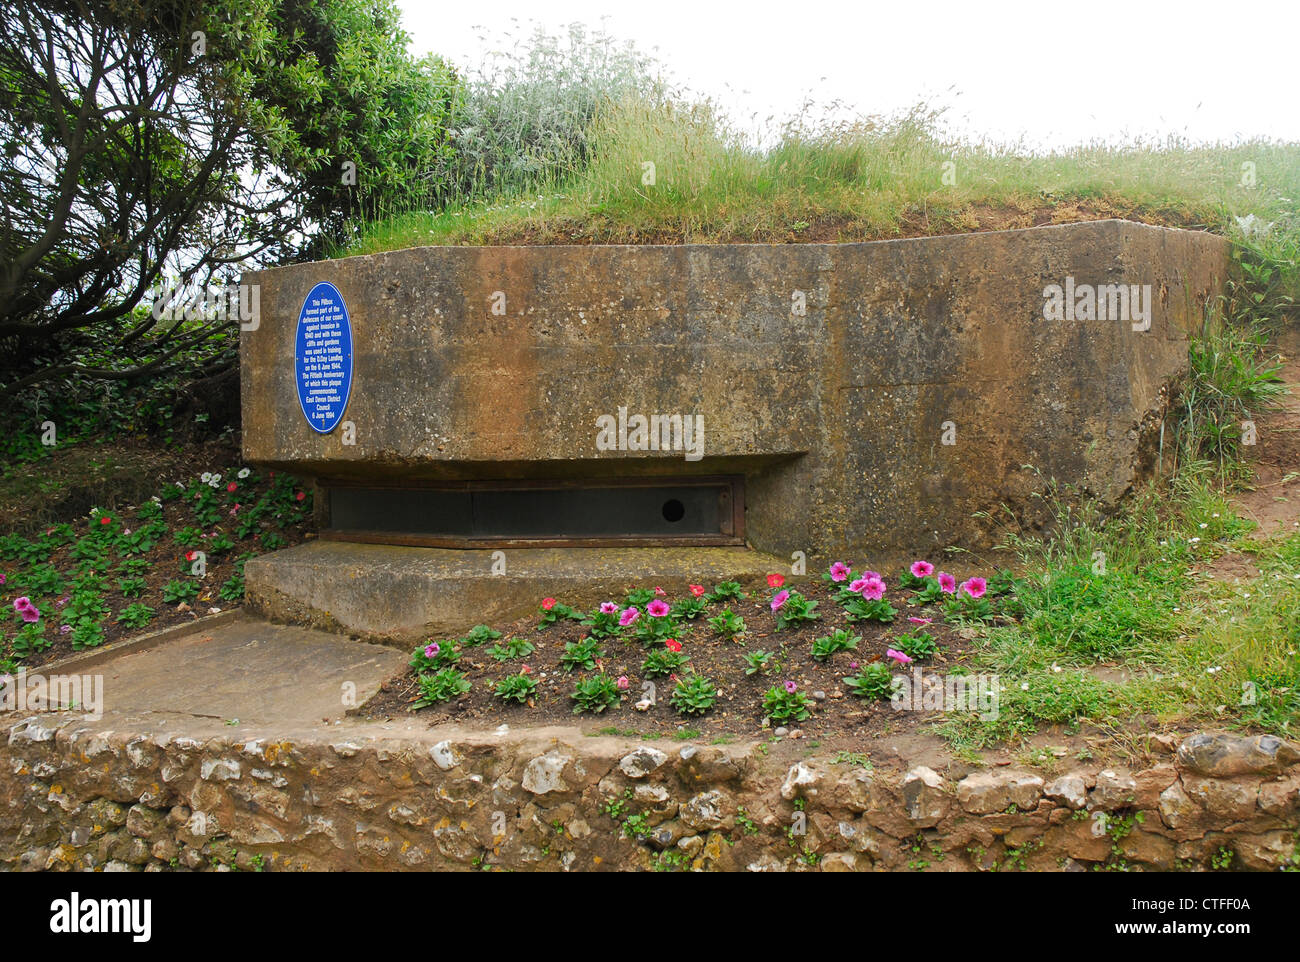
[244,540,788,642]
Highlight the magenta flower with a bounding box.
[859,577,886,601]
[783,680,797,694]
[0,573,6,585]
[910,560,934,579]
[59,624,72,634]
[599,601,618,614]
[960,577,988,599]
[849,661,859,671]
[861,570,881,580]
[849,578,868,593]
[619,607,640,627]
[886,649,913,665]
[14,597,39,623]
[829,562,851,582]
[770,589,790,611]
[646,599,670,618]
[424,642,440,659]
[937,571,957,593]
[908,616,933,625]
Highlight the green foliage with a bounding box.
[409,641,459,672]
[161,579,199,604]
[537,600,583,628]
[487,637,535,662]
[411,670,471,709]
[841,595,897,623]
[810,628,860,661]
[705,581,746,603]
[844,663,894,701]
[491,673,537,704]
[641,647,688,678]
[763,684,813,723]
[559,637,604,671]
[669,674,717,716]
[570,674,620,714]
[742,649,775,675]
[772,590,819,630]
[708,608,746,638]
[894,630,938,660]
[115,603,154,629]
[118,576,147,599]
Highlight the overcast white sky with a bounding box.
[396,0,1299,149]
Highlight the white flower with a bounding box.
[200,472,212,483]
[1190,537,1201,544]
[237,468,250,479]
[1020,682,1030,690]
[1212,513,1220,518]
[1199,523,1208,529]
[1206,666,1221,675]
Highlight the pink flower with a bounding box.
[908,617,933,625]
[960,577,987,599]
[616,676,630,690]
[14,598,39,624]
[688,584,706,598]
[829,562,850,582]
[56,596,68,608]
[886,649,913,665]
[541,597,556,611]
[849,578,868,592]
[861,570,881,580]
[783,680,797,694]
[938,571,957,593]
[59,624,72,634]
[0,574,5,585]
[653,586,666,597]
[767,573,785,589]
[599,601,618,614]
[849,661,859,670]
[910,560,934,578]
[646,599,670,618]
[619,607,640,627]
[770,589,790,611]
[424,642,440,659]
[859,577,886,601]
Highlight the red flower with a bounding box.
[688,584,706,598]
[99,516,112,525]
[767,573,785,588]
[227,482,237,492]
[541,597,556,610]
[295,491,305,501]
[185,550,197,561]
[665,638,682,652]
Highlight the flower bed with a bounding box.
[1,466,313,671]
[361,561,1011,738]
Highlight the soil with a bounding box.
[360,576,998,741]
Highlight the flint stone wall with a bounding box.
[3,718,1294,872]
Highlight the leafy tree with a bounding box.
[0,0,456,402]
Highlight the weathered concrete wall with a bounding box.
[3,715,1294,872]
[242,221,1228,560]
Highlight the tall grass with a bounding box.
[335,75,1300,260]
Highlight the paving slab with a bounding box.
[16,614,406,726]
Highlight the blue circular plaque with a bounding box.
[294,282,353,434]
